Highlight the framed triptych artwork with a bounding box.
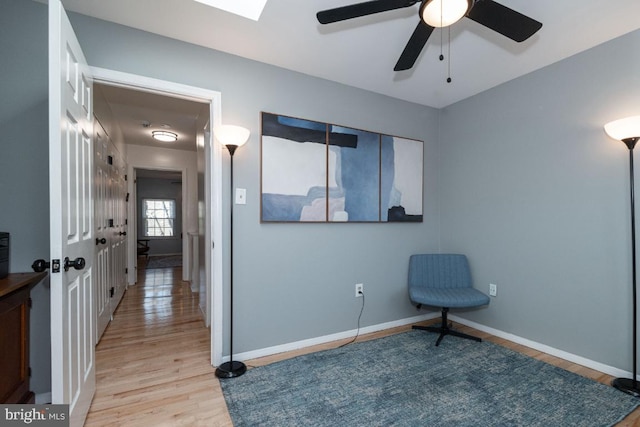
[260,112,423,223]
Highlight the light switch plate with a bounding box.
[235,188,247,205]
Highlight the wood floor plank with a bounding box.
[85,264,640,426]
[85,264,233,427]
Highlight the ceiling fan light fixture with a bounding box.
[152,130,178,142]
[420,0,470,28]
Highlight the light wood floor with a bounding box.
[85,264,640,426]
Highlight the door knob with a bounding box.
[32,259,50,272]
[64,257,86,272]
[119,231,127,236]
[95,237,107,245]
[32,258,61,273]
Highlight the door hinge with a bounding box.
[28,367,32,377]
[28,297,33,308]
[126,192,130,202]
[108,219,114,228]
[125,268,128,274]
[125,174,128,181]
[110,287,114,298]
[125,219,128,225]
[107,155,113,165]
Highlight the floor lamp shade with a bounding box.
[214,124,250,379]
[605,115,640,397]
[605,116,640,145]
[215,125,250,152]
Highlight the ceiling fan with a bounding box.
[316,0,542,72]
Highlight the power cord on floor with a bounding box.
[235,292,365,372]
[338,291,365,348]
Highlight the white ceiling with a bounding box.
[95,84,206,152]
[61,0,640,109]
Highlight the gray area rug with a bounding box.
[220,330,639,426]
[146,255,182,269]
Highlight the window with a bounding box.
[143,199,175,237]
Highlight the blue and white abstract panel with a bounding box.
[261,112,423,223]
[328,126,380,222]
[261,113,328,222]
[381,136,423,222]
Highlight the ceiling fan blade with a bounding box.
[394,21,434,71]
[317,0,418,24]
[466,0,542,42]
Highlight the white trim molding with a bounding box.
[232,311,633,382]
[232,313,439,363]
[450,315,632,380]
[89,66,224,367]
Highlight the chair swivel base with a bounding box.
[413,307,482,346]
[413,324,482,346]
[215,360,247,378]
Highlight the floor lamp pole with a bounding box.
[215,144,247,379]
[613,137,640,397]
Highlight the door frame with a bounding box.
[91,67,224,366]
[131,166,188,269]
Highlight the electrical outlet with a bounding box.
[489,283,497,297]
[355,283,364,297]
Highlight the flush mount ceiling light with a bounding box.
[152,131,178,142]
[192,0,268,21]
[420,0,470,28]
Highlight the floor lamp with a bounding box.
[214,124,250,379]
[605,115,640,397]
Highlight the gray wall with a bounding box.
[0,0,51,397]
[439,29,640,372]
[66,10,441,353]
[8,0,638,393]
[136,176,183,256]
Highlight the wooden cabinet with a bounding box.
[0,272,46,404]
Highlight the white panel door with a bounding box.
[49,1,95,425]
[110,150,127,310]
[94,122,110,341]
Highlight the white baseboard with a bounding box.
[35,392,52,404]
[230,312,632,382]
[449,315,632,380]
[231,313,439,363]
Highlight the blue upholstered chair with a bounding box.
[409,254,490,346]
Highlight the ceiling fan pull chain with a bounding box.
[447,26,452,83]
[439,0,444,61]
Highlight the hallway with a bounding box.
[85,264,232,426]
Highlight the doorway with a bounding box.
[135,168,184,269]
[91,67,225,367]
